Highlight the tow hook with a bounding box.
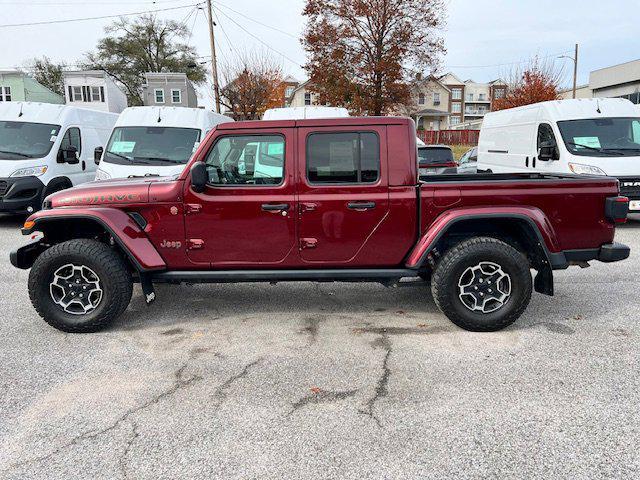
[140,273,156,305]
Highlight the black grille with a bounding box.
[0,180,7,197]
[619,178,640,198]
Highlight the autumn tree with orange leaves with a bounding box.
[219,51,285,120]
[302,0,446,116]
[493,57,564,111]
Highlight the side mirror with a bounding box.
[94,146,104,165]
[538,141,558,161]
[60,146,79,164]
[190,162,207,193]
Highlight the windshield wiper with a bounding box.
[0,149,32,158]
[135,156,185,164]
[566,142,624,156]
[107,151,139,162]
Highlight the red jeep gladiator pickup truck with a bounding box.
[11,117,630,333]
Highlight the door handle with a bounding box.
[261,203,289,212]
[347,201,376,211]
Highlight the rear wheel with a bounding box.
[431,237,532,331]
[28,239,133,333]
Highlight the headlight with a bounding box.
[10,166,48,177]
[95,169,111,181]
[568,163,607,176]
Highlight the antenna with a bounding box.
[596,99,601,114]
[18,103,23,117]
[157,108,162,123]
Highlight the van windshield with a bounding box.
[557,118,640,157]
[0,121,61,160]
[104,126,201,166]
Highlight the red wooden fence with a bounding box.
[417,129,480,146]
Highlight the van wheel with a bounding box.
[431,237,532,331]
[28,239,133,333]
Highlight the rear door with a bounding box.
[296,126,390,265]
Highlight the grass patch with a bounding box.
[450,144,474,161]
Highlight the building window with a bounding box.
[171,89,182,104]
[452,103,461,113]
[466,93,474,102]
[72,86,83,101]
[155,89,165,103]
[478,93,487,101]
[418,93,425,105]
[433,92,440,105]
[285,86,295,98]
[306,132,379,184]
[452,88,462,100]
[494,88,505,99]
[90,86,101,102]
[304,92,312,106]
[0,86,11,101]
[450,116,461,126]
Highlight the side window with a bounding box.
[459,150,470,164]
[205,135,284,186]
[537,123,557,149]
[60,127,82,155]
[306,132,380,184]
[470,147,478,162]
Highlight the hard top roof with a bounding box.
[216,116,413,130]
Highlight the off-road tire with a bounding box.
[28,239,133,333]
[431,237,532,332]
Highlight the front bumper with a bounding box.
[0,176,45,213]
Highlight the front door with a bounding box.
[296,126,390,266]
[183,128,297,267]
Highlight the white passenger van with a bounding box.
[0,102,117,214]
[477,98,640,210]
[95,107,232,180]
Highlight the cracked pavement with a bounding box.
[0,215,639,479]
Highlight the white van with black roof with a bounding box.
[0,102,117,214]
[477,98,640,211]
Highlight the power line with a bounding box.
[214,2,298,39]
[213,7,303,67]
[0,2,202,28]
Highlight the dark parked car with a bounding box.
[418,145,456,176]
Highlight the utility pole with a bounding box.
[559,44,579,99]
[206,0,221,113]
[572,43,579,99]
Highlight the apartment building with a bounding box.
[142,72,198,108]
[0,70,63,104]
[63,70,127,113]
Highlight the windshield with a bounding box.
[104,126,201,166]
[418,147,454,166]
[557,117,640,157]
[0,121,61,160]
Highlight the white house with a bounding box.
[63,70,128,113]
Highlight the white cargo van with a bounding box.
[0,102,117,214]
[477,98,640,210]
[95,107,232,180]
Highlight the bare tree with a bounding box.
[219,50,285,120]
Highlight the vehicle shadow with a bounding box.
[0,213,26,228]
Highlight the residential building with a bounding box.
[287,80,322,108]
[142,72,198,108]
[282,75,300,107]
[0,70,63,104]
[412,75,451,130]
[63,70,127,113]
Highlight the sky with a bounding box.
[0,0,638,109]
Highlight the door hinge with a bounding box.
[300,238,318,250]
[187,238,205,250]
[185,203,202,215]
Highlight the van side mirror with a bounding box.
[538,141,559,161]
[190,162,207,193]
[59,146,79,164]
[94,146,103,165]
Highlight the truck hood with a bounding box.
[48,176,167,208]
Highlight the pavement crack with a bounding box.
[300,316,322,344]
[2,362,201,473]
[118,422,139,480]
[288,388,358,416]
[359,332,392,428]
[212,358,262,408]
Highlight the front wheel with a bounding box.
[28,239,133,333]
[431,237,532,332]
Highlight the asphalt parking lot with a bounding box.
[0,215,638,479]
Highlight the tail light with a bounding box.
[605,196,629,224]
